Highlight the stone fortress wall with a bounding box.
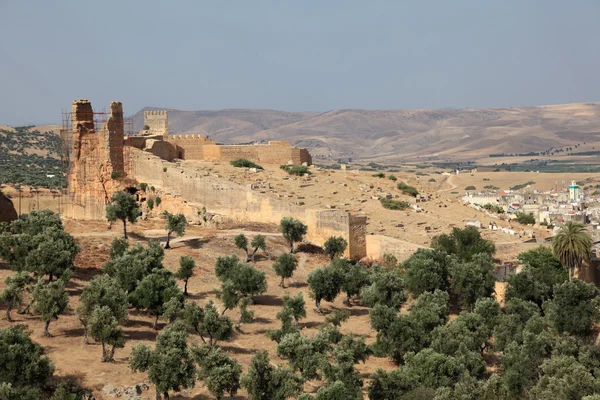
[128,148,366,259]
[61,100,366,259]
[136,111,312,166]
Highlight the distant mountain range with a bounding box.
[132,102,600,162]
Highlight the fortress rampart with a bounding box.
[128,148,364,258]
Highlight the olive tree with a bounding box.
[32,280,69,337]
[105,191,140,239]
[0,272,33,322]
[76,274,128,344]
[88,306,125,362]
[307,265,343,313]
[163,212,186,249]
[241,350,303,400]
[129,323,196,400]
[175,256,195,295]
[323,236,348,260]
[129,268,183,329]
[0,325,55,390]
[273,253,298,288]
[280,217,308,253]
[179,300,233,346]
[193,344,242,400]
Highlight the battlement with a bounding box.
[143,110,169,139]
[170,134,213,141]
[144,110,168,119]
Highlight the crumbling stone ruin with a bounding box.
[67,99,127,219]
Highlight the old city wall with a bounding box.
[201,141,311,165]
[128,147,366,258]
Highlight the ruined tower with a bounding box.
[67,99,126,219]
[144,110,169,139]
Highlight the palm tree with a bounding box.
[552,221,592,280]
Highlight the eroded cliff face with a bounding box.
[67,99,126,219]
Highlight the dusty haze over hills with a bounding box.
[132,102,600,162]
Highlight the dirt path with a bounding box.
[437,174,458,193]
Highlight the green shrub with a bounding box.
[515,212,535,225]
[280,165,310,176]
[163,167,167,173]
[147,198,154,210]
[388,175,397,181]
[140,183,148,191]
[111,171,124,180]
[397,182,419,197]
[372,172,386,178]
[150,186,155,192]
[450,191,458,194]
[481,203,504,214]
[230,158,263,169]
[465,185,476,191]
[379,197,410,210]
[428,178,436,182]
[155,197,161,207]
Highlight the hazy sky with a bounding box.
[1,0,599,124]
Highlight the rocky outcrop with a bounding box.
[0,191,17,223]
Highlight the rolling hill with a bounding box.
[132,103,600,162]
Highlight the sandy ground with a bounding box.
[0,220,398,399]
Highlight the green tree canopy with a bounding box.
[102,241,164,293]
[449,253,495,310]
[431,226,495,262]
[192,344,242,400]
[360,266,406,310]
[241,350,303,400]
[105,191,140,239]
[76,274,128,344]
[280,217,308,253]
[307,264,343,313]
[129,268,183,329]
[175,256,195,295]
[544,279,600,336]
[403,248,451,296]
[323,236,348,260]
[0,272,33,322]
[88,305,125,362]
[273,253,298,288]
[0,325,55,390]
[129,323,196,400]
[32,280,69,337]
[163,212,186,249]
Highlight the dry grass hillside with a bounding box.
[132,103,600,162]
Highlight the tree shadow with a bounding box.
[347,307,370,317]
[72,266,104,282]
[296,243,323,254]
[125,329,158,342]
[250,316,272,324]
[289,281,308,288]
[219,344,255,355]
[252,294,283,307]
[302,321,325,329]
[183,238,210,249]
[62,327,86,338]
